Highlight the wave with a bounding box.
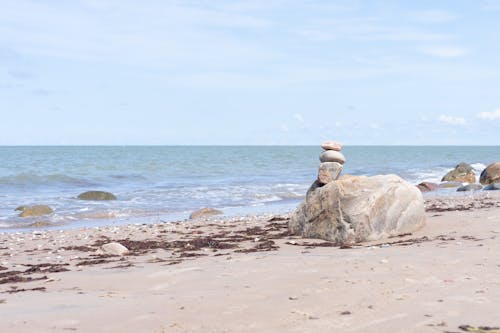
[0,173,92,187]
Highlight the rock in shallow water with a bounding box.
[442,162,476,183]
[189,207,223,219]
[457,184,483,192]
[289,174,425,245]
[416,182,439,192]
[484,183,500,191]
[439,181,463,188]
[317,162,343,185]
[77,191,117,201]
[480,162,500,185]
[319,150,346,164]
[16,205,53,218]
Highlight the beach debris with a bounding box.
[77,191,117,201]
[442,162,476,183]
[457,184,483,192]
[459,325,500,333]
[480,162,500,185]
[416,182,439,192]
[189,207,223,220]
[99,242,129,256]
[16,205,53,218]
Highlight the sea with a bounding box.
[0,146,497,231]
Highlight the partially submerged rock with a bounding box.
[480,162,500,185]
[442,163,476,183]
[484,183,500,191]
[189,207,223,220]
[416,182,439,192]
[439,181,463,188]
[289,174,425,245]
[16,205,54,218]
[457,184,483,192]
[77,191,117,201]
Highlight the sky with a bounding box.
[1,0,499,145]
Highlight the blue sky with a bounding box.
[1,0,499,145]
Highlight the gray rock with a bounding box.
[77,191,117,201]
[17,205,54,218]
[99,242,129,256]
[317,162,343,185]
[457,184,483,192]
[480,162,500,185]
[484,183,500,191]
[289,174,425,245]
[319,150,346,164]
[442,162,476,183]
[189,207,223,220]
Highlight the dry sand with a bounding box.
[1,192,500,333]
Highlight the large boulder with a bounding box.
[77,191,117,201]
[189,207,223,220]
[441,163,476,183]
[16,205,53,218]
[289,175,425,245]
[480,162,500,185]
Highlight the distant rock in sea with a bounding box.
[16,205,53,218]
[439,181,463,188]
[189,207,223,220]
[480,162,500,185]
[77,191,117,201]
[441,162,476,183]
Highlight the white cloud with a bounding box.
[421,46,467,58]
[439,115,466,125]
[369,122,381,129]
[410,10,458,23]
[293,113,305,123]
[477,109,500,120]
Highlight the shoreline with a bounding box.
[1,193,500,332]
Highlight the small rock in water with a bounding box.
[319,150,346,164]
[189,207,223,220]
[17,205,54,218]
[439,181,463,188]
[457,184,483,192]
[100,242,129,256]
[441,162,476,183]
[317,162,343,185]
[483,183,500,191]
[77,191,117,201]
[321,141,343,151]
[416,182,439,192]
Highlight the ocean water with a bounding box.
[0,146,497,230]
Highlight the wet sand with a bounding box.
[1,192,500,333]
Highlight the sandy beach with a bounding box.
[1,192,500,333]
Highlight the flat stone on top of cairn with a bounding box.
[317,140,345,185]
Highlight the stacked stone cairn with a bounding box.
[317,141,345,185]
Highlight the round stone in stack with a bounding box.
[319,150,346,164]
[321,141,343,151]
